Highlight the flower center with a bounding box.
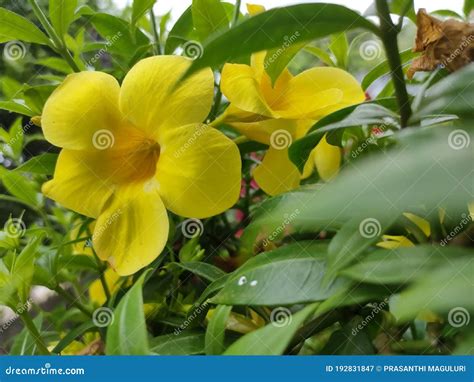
[107,135,161,185]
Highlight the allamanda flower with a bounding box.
[216,5,365,196]
[42,56,241,275]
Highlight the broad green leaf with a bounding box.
[106,272,150,355]
[7,118,24,159]
[432,10,464,19]
[172,261,226,282]
[14,153,58,175]
[224,303,318,355]
[131,0,156,26]
[289,102,400,171]
[49,0,77,39]
[184,4,378,77]
[13,236,42,303]
[321,321,374,354]
[0,8,50,44]
[52,321,96,354]
[304,46,336,67]
[464,0,474,17]
[205,304,232,354]
[151,331,205,355]
[245,128,473,246]
[36,57,73,74]
[192,0,229,41]
[211,242,349,306]
[1,171,40,207]
[411,64,474,121]
[325,216,397,281]
[330,32,349,69]
[91,13,149,57]
[0,101,35,117]
[393,256,474,321]
[341,245,471,284]
[362,49,417,90]
[265,40,306,85]
[164,6,194,54]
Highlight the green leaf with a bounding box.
[211,242,349,306]
[0,101,35,117]
[1,171,40,207]
[184,4,378,77]
[321,321,374,354]
[192,0,229,41]
[131,0,156,26]
[205,304,232,355]
[289,102,400,171]
[151,331,205,355]
[173,261,226,282]
[411,64,474,121]
[329,32,349,69]
[106,272,150,355]
[14,153,58,175]
[224,303,318,355]
[91,13,149,57]
[464,0,474,17]
[49,0,77,39]
[0,8,50,44]
[7,118,24,159]
[362,49,417,90]
[365,0,416,23]
[164,6,194,54]
[265,40,306,85]
[341,245,470,284]
[13,236,42,303]
[245,128,473,245]
[52,321,96,354]
[304,46,336,67]
[325,216,396,281]
[36,57,73,74]
[9,315,43,355]
[393,256,474,321]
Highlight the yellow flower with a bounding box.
[217,5,365,195]
[377,235,415,249]
[88,268,122,306]
[41,56,241,275]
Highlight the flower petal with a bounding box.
[273,67,365,119]
[156,123,241,218]
[120,56,214,136]
[221,63,275,117]
[42,149,114,218]
[377,235,415,249]
[253,147,300,196]
[93,183,169,276]
[228,118,298,145]
[313,134,341,181]
[42,71,122,150]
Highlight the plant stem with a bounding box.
[375,0,412,127]
[19,312,50,355]
[149,8,162,55]
[55,286,93,317]
[28,0,81,72]
[232,0,242,26]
